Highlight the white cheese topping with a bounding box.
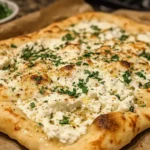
[0,19,150,144]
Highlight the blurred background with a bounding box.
[0,0,150,40]
[1,0,150,20]
[86,0,150,12]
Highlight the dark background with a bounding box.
[12,0,150,19]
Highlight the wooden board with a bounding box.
[113,9,150,25]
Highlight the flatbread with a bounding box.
[0,12,150,150]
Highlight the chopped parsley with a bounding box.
[30,102,35,109]
[83,52,94,58]
[76,61,82,66]
[77,79,88,94]
[76,61,88,66]
[119,35,129,41]
[135,72,146,79]
[105,50,111,53]
[111,54,119,62]
[93,32,99,36]
[11,87,16,91]
[90,25,101,36]
[129,106,134,112]
[59,116,69,125]
[44,100,48,103]
[38,123,43,127]
[57,87,80,98]
[90,25,100,31]
[140,104,146,107]
[53,59,65,67]
[2,65,10,70]
[28,61,35,68]
[84,70,102,81]
[10,44,17,48]
[21,45,65,66]
[122,70,132,84]
[139,51,150,61]
[86,46,91,50]
[39,86,45,94]
[62,33,74,41]
[115,94,121,100]
[21,46,34,61]
[143,82,150,89]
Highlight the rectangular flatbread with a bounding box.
[0,12,150,150]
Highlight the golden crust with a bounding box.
[0,12,150,150]
[0,12,150,47]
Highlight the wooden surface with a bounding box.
[113,9,150,25]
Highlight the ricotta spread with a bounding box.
[0,20,150,144]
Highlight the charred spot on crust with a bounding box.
[94,114,120,131]
[86,59,93,65]
[147,89,150,92]
[14,126,20,131]
[31,75,43,85]
[120,60,131,68]
[110,139,113,144]
[60,65,75,73]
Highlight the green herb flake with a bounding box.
[85,70,102,81]
[122,70,132,84]
[77,79,88,94]
[38,123,43,127]
[86,46,91,50]
[143,82,150,89]
[59,116,69,125]
[21,46,34,61]
[90,25,101,36]
[93,32,99,36]
[30,102,35,109]
[28,61,35,68]
[83,52,94,58]
[39,86,45,94]
[57,87,80,98]
[139,51,150,61]
[129,106,134,112]
[90,25,100,31]
[135,72,146,79]
[44,100,48,103]
[115,94,121,100]
[111,54,119,62]
[83,62,89,66]
[76,61,82,66]
[2,65,10,70]
[119,35,129,41]
[11,87,16,91]
[62,33,74,41]
[140,104,146,107]
[105,50,111,53]
[10,44,17,48]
